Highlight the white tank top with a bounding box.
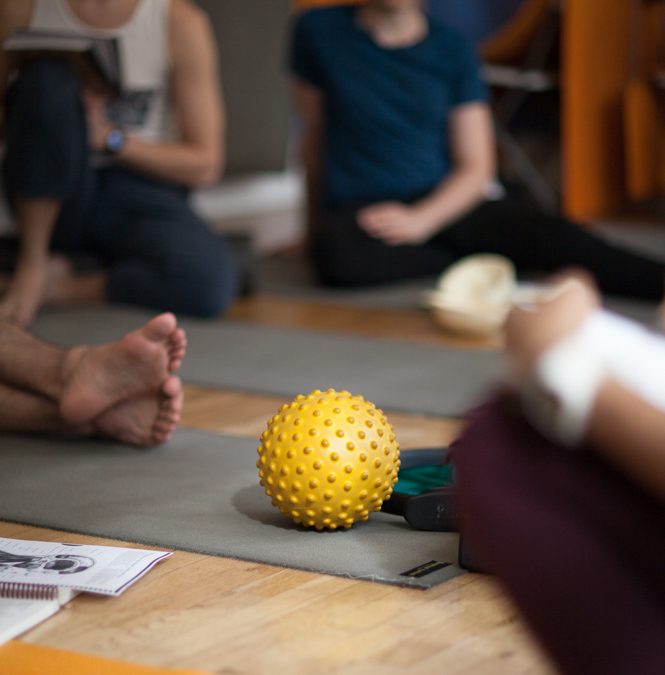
[30,0,175,142]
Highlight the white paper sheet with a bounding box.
[0,537,171,596]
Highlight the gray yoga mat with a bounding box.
[32,306,502,418]
[0,430,463,589]
[255,254,435,311]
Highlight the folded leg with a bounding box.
[455,393,665,675]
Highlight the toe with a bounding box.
[161,375,182,399]
[168,329,187,370]
[143,313,178,342]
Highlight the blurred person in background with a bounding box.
[290,0,665,299]
[0,0,237,326]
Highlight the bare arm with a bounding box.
[88,0,224,187]
[588,379,665,501]
[291,77,324,245]
[506,277,665,501]
[0,0,34,131]
[358,102,496,246]
[413,102,496,230]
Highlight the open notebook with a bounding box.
[0,537,172,644]
[0,585,76,645]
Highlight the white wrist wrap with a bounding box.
[580,311,665,412]
[523,328,606,447]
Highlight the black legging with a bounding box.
[311,199,665,300]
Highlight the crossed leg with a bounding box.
[0,313,187,447]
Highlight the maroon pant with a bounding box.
[455,393,665,675]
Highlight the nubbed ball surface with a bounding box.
[257,389,401,530]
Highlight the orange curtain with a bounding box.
[562,0,633,220]
[624,0,665,202]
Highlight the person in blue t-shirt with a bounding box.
[289,0,665,300]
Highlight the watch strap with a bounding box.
[104,128,125,155]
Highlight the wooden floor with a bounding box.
[0,293,557,675]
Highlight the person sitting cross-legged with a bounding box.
[0,0,237,326]
[456,276,665,675]
[290,0,665,299]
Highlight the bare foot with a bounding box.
[43,254,74,294]
[0,262,47,326]
[60,313,187,424]
[0,255,73,326]
[93,376,183,447]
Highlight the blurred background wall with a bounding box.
[194,0,292,174]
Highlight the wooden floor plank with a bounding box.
[3,519,552,675]
[227,294,502,350]
[180,385,462,449]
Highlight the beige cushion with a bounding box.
[424,254,516,337]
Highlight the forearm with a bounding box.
[508,288,665,501]
[0,0,33,136]
[290,78,326,241]
[412,101,496,236]
[412,164,492,235]
[114,135,222,187]
[588,379,665,501]
[300,132,323,240]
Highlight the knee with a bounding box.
[6,61,82,154]
[185,262,238,318]
[10,60,80,117]
[311,239,367,287]
[313,259,350,287]
[108,261,238,319]
[174,240,239,318]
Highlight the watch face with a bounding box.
[106,129,124,153]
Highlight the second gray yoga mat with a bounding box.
[32,307,502,417]
[0,430,463,589]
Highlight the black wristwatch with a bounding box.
[104,127,125,155]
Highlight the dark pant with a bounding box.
[312,199,665,300]
[455,393,665,675]
[2,60,237,318]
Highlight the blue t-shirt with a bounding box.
[290,6,488,207]
[427,0,524,43]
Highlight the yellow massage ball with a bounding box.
[257,389,401,530]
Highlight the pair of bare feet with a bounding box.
[62,313,187,448]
